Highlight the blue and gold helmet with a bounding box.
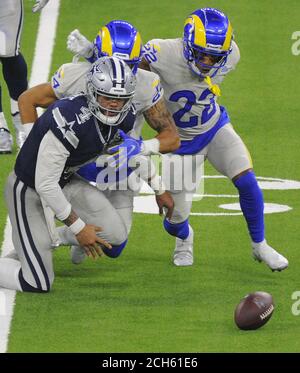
[183,8,233,77]
[93,20,143,75]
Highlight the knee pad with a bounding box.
[103,239,127,258]
[163,218,190,240]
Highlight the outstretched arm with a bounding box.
[143,98,180,154]
[18,83,58,124]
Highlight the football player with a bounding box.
[0,57,141,293]
[17,20,178,264]
[139,8,288,271]
[0,0,50,153]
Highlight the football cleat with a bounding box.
[0,128,13,154]
[173,225,194,266]
[70,245,86,265]
[252,240,288,272]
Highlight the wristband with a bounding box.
[141,138,160,155]
[69,218,86,235]
[149,174,166,195]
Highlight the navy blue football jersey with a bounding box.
[15,95,136,188]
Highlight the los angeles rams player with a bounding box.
[140,8,288,271]
[0,57,140,293]
[0,0,50,153]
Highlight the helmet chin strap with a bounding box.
[98,111,121,126]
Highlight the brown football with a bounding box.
[234,291,274,330]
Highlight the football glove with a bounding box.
[105,130,142,171]
[32,0,49,13]
[67,29,94,59]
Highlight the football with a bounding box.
[234,291,274,330]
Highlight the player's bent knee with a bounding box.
[103,240,128,258]
[233,170,259,191]
[18,270,52,293]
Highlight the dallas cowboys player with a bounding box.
[0,0,50,153]
[17,20,178,264]
[0,57,140,293]
[139,7,288,271]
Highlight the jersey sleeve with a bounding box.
[51,62,90,98]
[143,38,169,76]
[135,70,164,114]
[48,100,82,153]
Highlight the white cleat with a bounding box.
[70,245,86,264]
[0,128,13,154]
[252,240,288,272]
[173,225,194,267]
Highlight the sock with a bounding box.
[102,240,127,258]
[10,98,22,132]
[0,258,22,291]
[163,218,190,240]
[234,171,264,243]
[1,54,28,101]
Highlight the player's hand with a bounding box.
[155,191,174,219]
[67,29,94,59]
[32,0,49,13]
[105,130,142,170]
[75,224,112,259]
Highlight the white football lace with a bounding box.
[260,304,274,320]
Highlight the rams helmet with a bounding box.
[93,20,143,75]
[183,8,233,77]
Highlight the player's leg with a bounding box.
[1,53,28,148]
[57,177,129,262]
[0,81,13,153]
[0,173,54,292]
[70,188,134,264]
[0,0,27,150]
[162,154,204,266]
[207,123,288,271]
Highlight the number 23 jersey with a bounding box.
[144,38,240,141]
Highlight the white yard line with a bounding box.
[0,0,60,353]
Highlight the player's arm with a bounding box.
[143,99,180,154]
[135,155,174,219]
[139,58,151,71]
[18,83,58,137]
[35,130,111,258]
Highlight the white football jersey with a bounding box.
[51,61,163,138]
[144,38,240,140]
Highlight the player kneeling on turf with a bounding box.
[0,57,139,293]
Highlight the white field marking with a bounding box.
[134,175,298,216]
[0,0,61,353]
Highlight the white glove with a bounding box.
[32,0,49,13]
[67,29,94,59]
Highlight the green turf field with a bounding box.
[1,0,300,352]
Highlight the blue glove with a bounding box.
[106,130,142,171]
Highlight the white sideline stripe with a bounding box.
[0,0,60,353]
[0,220,16,354]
